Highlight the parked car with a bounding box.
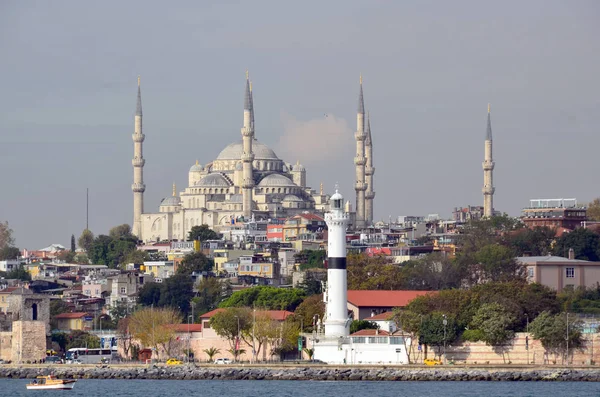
[166,358,183,366]
[424,358,443,366]
[45,356,63,364]
[214,358,231,365]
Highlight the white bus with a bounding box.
[65,348,116,364]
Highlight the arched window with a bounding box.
[32,303,38,321]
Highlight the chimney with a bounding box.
[568,248,575,260]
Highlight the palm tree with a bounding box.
[203,347,221,363]
[227,348,246,362]
[303,348,314,360]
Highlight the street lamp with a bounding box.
[234,315,240,362]
[187,314,192,364]
[525,314,529,365]
[566,312,570,366]
[442,315,448,365]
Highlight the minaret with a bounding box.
[364,112,375,225]
[241,72,254,219]
[249,80,255,134]
[354,75,367,229]
[324,189,350,337]
[482,103,495,218]
[132,76,146,238]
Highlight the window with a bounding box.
[566,267,575,278]
[528,268,534,278]
[120,287,126,294]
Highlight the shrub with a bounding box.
[462,329,485,342]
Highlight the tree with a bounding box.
[193,277,229,316]
[505,227,555,257]
[346,253,404,290]
[349,320,379,334]
[475,244,525,282]
[50,300,71,330]
[188,224,219,242]
[51,332,68,352]
[137,282,162,307]
[400,253,465,290]
[117,318,133,360]
[293,294,325,333]
[89,234,136,268]
[203,347,221,362]
[66,330,100,350]
[210,307,253,353]
[219,285,305,311]
[419,313,458,357]
[128,307,181,359]
[297,276,323,296]
[158,274,194,315]
[294,250,326,270]
[530,311,584,363]
[587,198,600,222]
[470,303,516,350]
[57,250,76,263]
[74,253,89,264]
[552,228,600,261]
[109,224,133,240]
[78,229,94,252]
[123,249,149,265]
[392,309,422,363]
[70,234,76,252]
[0,221,15,249]
[7,264,31,281]
[178,252,214,275]
[0,246,21,261]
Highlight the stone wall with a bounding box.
[418,332,600,366]
[11,321,47,363]
[0,332,12,361]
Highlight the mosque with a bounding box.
[130,74,376,242]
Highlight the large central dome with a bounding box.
[216,139,280,161]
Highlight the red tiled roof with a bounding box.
[199,308,294,321]
[347,290,436,308]
[169,324,203,332]
[350,329,390,336]
[295,213,324,222]
[367,312,394,321]
[54,312,89,319]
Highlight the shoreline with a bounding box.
[1,364,600,381]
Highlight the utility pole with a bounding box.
[442,314,447,365]
[525,313,529,365]
[566,312,569,366]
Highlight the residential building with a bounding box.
[54,312,92,331]
[143,261,175,279]
[213,249,254,274]
[283,213,325,242]
[521,198,587,230]
[267,224,284,242]
[0,260,19,273]
[278,248,296,276]
[367,312,397,333]
[518,252,600,292]
[346,290,436,320]
[452,206,484,223]
[108,272,152,307]
[238,254,280,280]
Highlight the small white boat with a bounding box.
[26,375,77,390]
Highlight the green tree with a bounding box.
[57,250,76,263]
[210,307,252,351]
[109,224,133,240]
[137,282,162,307]
[123,249,149,265]
[0,246,21,261]
[294,250,326,270]
[51,332,68,352]
[219,285,305,311]
[188,225,219,242]
[419,313,458,357]
[89,234,136,268]
[392,309,423,363]
[178,251,214,275]
[78,229,94,252]
[529,311,584,362]
[158,274,194,315]
[470,302,516,348]
[128,307,181,356]
[0,221,15,249]
[349,319,379,334]
[193,277,229,316]
[66,330,100,349]
[293,294,325,333]
[203,347,221,362]
[400,253,466,290]
[475,244,525,282]
[505,227,555,257]
[297,276,323,296]
[587,198,600,222]
[50,300,71,330]
[552,227,600,261]
[346,253,404,290]
[7,264,31,281]
[74,253,89,264]
[70,234,76,252]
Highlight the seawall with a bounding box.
[1,365,600,381]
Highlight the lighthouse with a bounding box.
[324,189,350,337]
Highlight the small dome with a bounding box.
[283,195,302,202]
[293,163,305,172]
[189,162,203,172]
[196,173,231,187]
[216,139,280,161]
[235,162,243,171]
[258,174,296,187]
[160,196,181,206]
[330,190,343,201]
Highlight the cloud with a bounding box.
[275,111,355,166]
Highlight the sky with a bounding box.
[0,0,599,249]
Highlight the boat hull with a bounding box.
[26,382,75,390]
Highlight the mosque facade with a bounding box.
[132,74,345,242]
